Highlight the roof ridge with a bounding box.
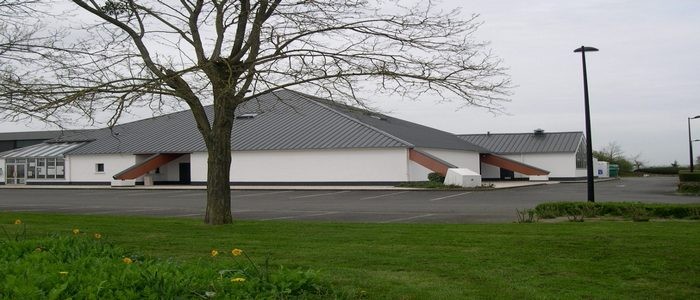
[458,131,583,136]
[288,90,415,148]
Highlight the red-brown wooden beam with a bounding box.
[408,149,456,176]
[113,153,185,180]
[480,153,549,176]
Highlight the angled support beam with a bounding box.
[408,149,457,176]
[480,153,550,176]
[113,153,185,180]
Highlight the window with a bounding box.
[575,140,587,169]
[37,158,46,179]
[96,163,105,173]
[56,159,65,179]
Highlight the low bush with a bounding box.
[0,222,331,299]
[678,171,700,182]
[427,172,445,183]
[533,202,700,220]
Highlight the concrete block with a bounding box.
[444,168,482,188]
[111,179,136,187]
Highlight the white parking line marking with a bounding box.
[167,192,205,198]
[262,211,338,221]
[381,213,435,223]
[123,191,184,197]
[289,191,350,199]
[360,191,409,200]
[428,192,472,202]
[236,190,292,197]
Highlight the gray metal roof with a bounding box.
[457,131,584,154]
[0,142,87,158]
[0,130,89,141]
[55,90,483,155]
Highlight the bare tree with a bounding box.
[597,142,625,162]
[630,153,645,171]
[0,0,511,224]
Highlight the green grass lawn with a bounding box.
[2,212,699,299]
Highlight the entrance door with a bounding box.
[5,163,27,184]
[499,168,514,180]
[179,163,191,184]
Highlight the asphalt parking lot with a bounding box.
[1,177,698,223]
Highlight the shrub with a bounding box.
[678,171,700,182]
[427,172,445,183]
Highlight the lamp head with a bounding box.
[574,46,599,53]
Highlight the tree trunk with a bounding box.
[204,124,234,225]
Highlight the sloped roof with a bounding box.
[54,90,484,155]
[0,142,86,158]
[0,130,89,141]
[457,131,584,154]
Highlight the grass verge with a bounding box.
[2,213,700,299]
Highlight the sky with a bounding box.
[1,0,699,166]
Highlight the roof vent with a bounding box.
[235,113,259,119]
[534,128,545,135]
[369,114,387,121]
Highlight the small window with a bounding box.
[96,163,105,173]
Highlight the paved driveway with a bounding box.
[0,177,697,223]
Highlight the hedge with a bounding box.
[679,171,700,182]
[534,202,700,220]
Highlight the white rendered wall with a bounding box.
[500,153,577,178]
[66,154,137,182]
[152,154,190,182]
[191,148,410,183]
[408,148,481,181]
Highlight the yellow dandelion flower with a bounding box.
[211,249,219,257]
[122,257,133,264]
[59,271,69,276]
[94,233,102,240]
[231,277,246,283]
[72,228,80,235]
[14,219,21,225]
[231,248,243,256]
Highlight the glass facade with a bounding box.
[4,157,65,184]
[575,141,587,169]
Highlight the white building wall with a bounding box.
[500,153,577,178]
[408,148,481,181]
[152,154,190,182]
[67,154,137,182]
[191,148,410,183]
[480,163,500,179]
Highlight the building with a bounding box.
[0,90,549,186]
[457,130,587,180]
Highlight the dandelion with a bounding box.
[14,219,21,225]
[231,277,246,283]
[72,228,80,235]
[231,248,243,256]
[94,233,102,240]
[122,257,133,264]
[211,249,219,257]
[34,247,43,253]
[59,271,69,276]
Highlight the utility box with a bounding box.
[596,161,610,178]
[444,168,482,188]
[609,164,620,177]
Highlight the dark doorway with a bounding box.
[178,163,191,184]
[499,168,514,180]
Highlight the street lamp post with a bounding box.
[574,46,598,202]
[689,115,700,172]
